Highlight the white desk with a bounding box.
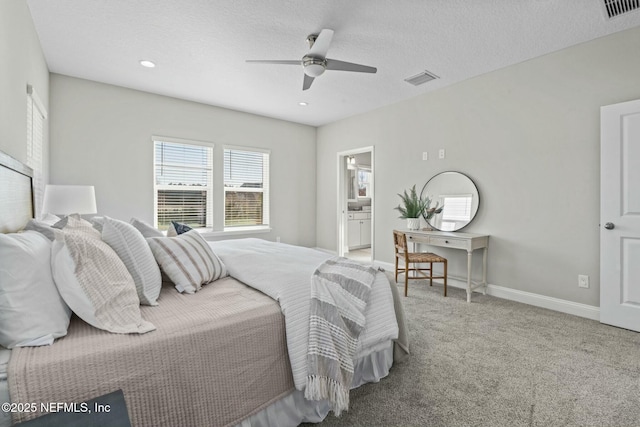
[403,230,489,302]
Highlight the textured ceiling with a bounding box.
[26,0,640,126]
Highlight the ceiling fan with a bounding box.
[246,29,377,90]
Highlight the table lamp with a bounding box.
[41,185,97,216]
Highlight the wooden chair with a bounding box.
[393,230,448,297]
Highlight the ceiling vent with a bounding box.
[404,70,439,86]
[602,0,640,19]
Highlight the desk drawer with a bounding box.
[429,237,468,250]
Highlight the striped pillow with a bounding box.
[101,217,162,306]
[147,230,227,293]
[130,218,164,238]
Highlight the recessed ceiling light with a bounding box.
[139,60,156,68]
[298,102,308,106]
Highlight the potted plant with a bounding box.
[422,199,444,230]
[394,185,429,230]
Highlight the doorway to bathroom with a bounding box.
[337,147,374,264]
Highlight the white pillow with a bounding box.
[23,219,60,241]
[130,218,164,238]
[147,230,227,293]
[51,216,155,334]
[38,213,61,226]
[100,216,162,306]
[0,231,71,348]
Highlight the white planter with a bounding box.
[406,218,420,230]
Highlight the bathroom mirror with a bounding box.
[420,171,480,232]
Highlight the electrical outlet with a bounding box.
[276,236,281,243]
[578,274,589,288]
[422,151,428,161]
[439,148,446,159]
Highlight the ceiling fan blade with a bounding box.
[308,29,334,58]
[246,60,301,65]
[303,74,314,91]
[326,59,377,73]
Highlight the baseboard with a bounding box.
[313,247,337,255]
[374,260,600,321]
[484,283,600,321]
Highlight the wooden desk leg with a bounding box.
[482,247,488,295]
[466,250,472,303]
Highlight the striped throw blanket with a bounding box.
[304,257,376,416]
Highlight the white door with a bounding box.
[600,99,640,332]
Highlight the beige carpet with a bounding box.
[309,278,640,427]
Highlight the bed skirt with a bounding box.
[236,341,394,427]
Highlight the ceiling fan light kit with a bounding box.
[246,28,377,90]
[302,57,327,77]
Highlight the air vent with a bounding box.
[602,0,640,19]
[404,70,439,86]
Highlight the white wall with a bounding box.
[316,26,640,307]
[49,74,317,247]
[0,0,49,174]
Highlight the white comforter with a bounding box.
[210,239,399,391]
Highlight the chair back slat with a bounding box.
[393,230,408,255]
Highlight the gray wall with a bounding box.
[316,26,640,307]
[7,0,640,307]
[49,74,317,247]
[0,0,49,175]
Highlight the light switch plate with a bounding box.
[422,152,428,161]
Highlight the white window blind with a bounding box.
[26,85,47,218]
[223,147,270,228]
[441,194,473,222]
[153,139,213,230]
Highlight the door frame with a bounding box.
[337,146,375,260]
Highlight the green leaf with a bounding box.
[394,184,430,218]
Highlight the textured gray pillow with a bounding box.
[101,217,162,305]
[51,216,155,334]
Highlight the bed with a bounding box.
[0,149,408,427]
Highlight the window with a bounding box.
[223,147,269,228]
[153,138,213,230]
[357,168,371,198]
[439,194,473,231]
[26,85,47,217]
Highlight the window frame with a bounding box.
[222,144,270,231]
[152,136,215,231]
[26,85,47,218]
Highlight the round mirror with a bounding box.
[420,171,480,232]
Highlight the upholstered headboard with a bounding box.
[0,150,34,233]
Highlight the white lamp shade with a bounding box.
[42,185,97,215]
